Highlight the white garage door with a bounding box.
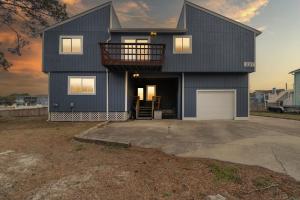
[197,90,235,120]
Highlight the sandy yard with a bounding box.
[0,116,299,200]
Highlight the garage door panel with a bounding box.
[197,90,235,120]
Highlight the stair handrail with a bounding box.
[151,96,155,118]
[135,96,140,119]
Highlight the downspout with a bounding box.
[106,69,109,121]
[106,27,111,121]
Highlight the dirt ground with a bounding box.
[251,112,300,121]
[0,116,299,200]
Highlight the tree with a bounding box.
[0,0,68,70]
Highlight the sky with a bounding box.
[0,0,299,96]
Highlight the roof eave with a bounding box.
[41,1,112,33]
[109,28,188,33]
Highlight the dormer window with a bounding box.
[173,35,192,54]
[59,36,83,55]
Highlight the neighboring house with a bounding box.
[251,91,268,104]
[42,1,261,121]
[290,69,300,106]
[267,89,294,106]
[36,95,49,106]
[15,95,49,107]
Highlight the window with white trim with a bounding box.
[68,76,96,95]
[173,35,192,54]
[60,36,83,54]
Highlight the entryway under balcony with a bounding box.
[128,73,181,120]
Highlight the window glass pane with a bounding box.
[182,37,191,52]
[62,38,72,53]
[124,39,136,60]
[175,37,183,52]
[138,88,144,101]
[82,78,95,93]
[71,38,82,53]
[137,39,149,60]
[69,78,82,94]
[146,85,156,101]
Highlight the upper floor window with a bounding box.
[173,35,192,54]
[60,36,83,55]
[68,76,96,95]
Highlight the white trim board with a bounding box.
[125,71,128,112]
[181,73,185,119]
[173,35,193,54]
[59,35,84,55]
[67,76,97,95]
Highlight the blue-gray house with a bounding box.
[42,1,261,121]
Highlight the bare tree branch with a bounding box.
[0,0,68,70]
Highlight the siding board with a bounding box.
[184,73,249,118]
[49,71,126,112]
[43,5,110,72]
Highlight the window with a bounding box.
[60,36,83,54]
[122,37,150,60]
[173,35,192,54]
[137,88,144,100]
[68,76,96,95]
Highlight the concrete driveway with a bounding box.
[81,116,300,181]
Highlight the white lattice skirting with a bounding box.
[49,112,130,122]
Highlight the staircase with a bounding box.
[134,96,162,120]
[137,106,153,119]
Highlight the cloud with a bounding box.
[115,1,156,26]
[199,0,269,23]
[61,0,81,5]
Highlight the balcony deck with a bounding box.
[100,43,165,71]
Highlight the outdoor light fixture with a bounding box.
[150,32,157,37]
[133,73,140,78]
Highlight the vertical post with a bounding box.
[182,73,185,120]
[48,72,51,121]
[125,71,128,112]
[106,69,109,120]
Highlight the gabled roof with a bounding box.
[43,1,113,32]
[43,0,262,36]
[184,0,262,36]
[289,69,300,74]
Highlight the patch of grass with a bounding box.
[102,143,130,150]
[162,192,172,198]
[252,176,274,189]
[251,112,300,121]
[209,163,241,183]
[74,144,86,151]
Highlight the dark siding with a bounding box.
[109,72,125,111]
[184,73,248,118]
[176,5,185,29]
[49,71,126,112]
[49,72,106,112]
[43,5,110,72]
[110,4,255,73]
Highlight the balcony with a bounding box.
[100,43,165,71]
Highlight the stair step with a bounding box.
[138,114,152,117]
[137,117,152,120]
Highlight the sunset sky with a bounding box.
[0,0,299,96]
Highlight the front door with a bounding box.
[123,38,149,61]
[146,85,156,101]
